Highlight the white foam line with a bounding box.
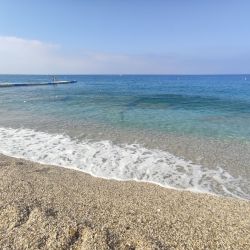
[0,127,249,200]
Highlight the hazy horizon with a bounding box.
[1,1,250,74]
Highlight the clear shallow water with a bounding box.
[0,75,250,199]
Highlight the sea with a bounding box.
[0,75,249,200]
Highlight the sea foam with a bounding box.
[0,127,249,200]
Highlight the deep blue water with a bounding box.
[1,74,250,140]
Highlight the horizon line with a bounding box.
[1,73,250,76]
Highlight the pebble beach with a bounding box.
[1,154,249,249]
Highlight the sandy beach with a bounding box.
[0,154,249,250]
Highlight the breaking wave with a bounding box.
[0,127,249,200]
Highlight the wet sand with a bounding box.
[0,154,249,249]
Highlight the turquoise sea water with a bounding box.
[0,75,250,199]
[1,75,250,140]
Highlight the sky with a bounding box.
[0,0,250,74]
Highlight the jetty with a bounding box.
[0,80,77,88]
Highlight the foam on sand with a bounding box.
[0,127,249,200]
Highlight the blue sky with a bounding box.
[0,0,250,74]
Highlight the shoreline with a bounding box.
[0,154,249,249]
[1,126,249,200]
[0,150,242,202]
[0,150,219,198]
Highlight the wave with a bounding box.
[0,127,249,200]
